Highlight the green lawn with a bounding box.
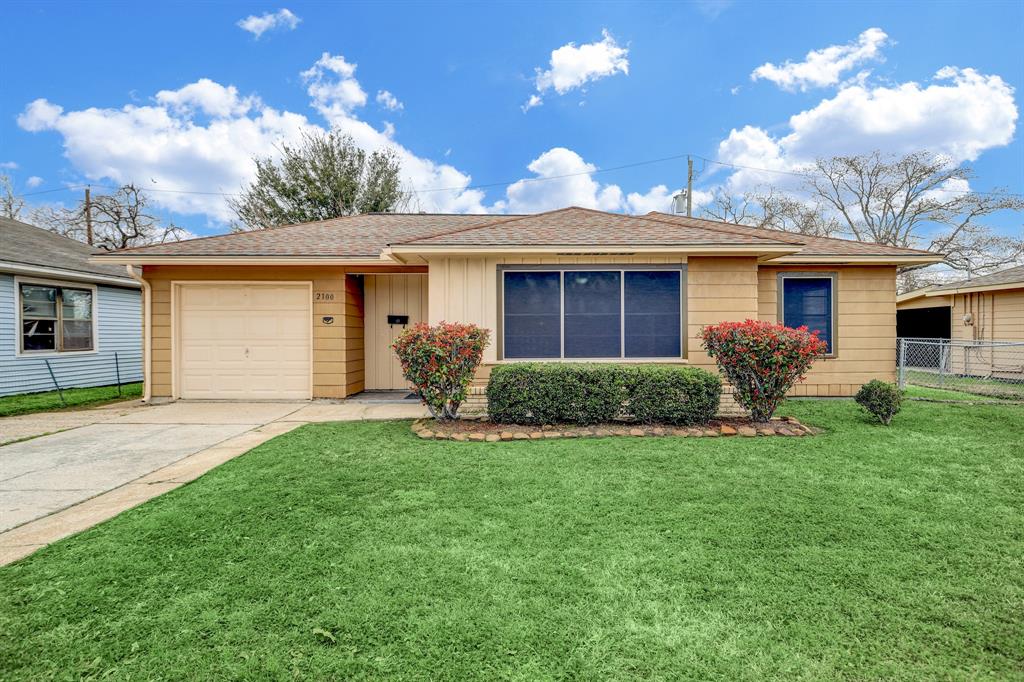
[0,383,142,418]
[904,384,1022,402]
[2,400,1022,680]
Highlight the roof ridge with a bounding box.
[391,206,579,245]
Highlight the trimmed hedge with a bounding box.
[486,363,721,426]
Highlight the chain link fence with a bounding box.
[0,349,143,401]
[898,338,1024,399]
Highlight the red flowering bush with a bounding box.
[700,319,828,422]
[392,322,490,421]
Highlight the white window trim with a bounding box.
[777,271,839,359]
[498,265,687,362]
[14,276,100,358]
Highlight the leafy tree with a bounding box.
[229,130,408,230]
[29,184,186,250]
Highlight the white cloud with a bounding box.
[302,52,368,118]
[751,27,888,91]
[375,90,403,111]
[155,79,259,118]
[719,66,1017,194]
[25,176,43,188]
[16,53,491,221]
[0,161,17,170]
[524,30,628,112]
[497,147,684,215]
[237,8,300,39]
[17,99,64,132]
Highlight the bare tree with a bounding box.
[806,151,1024,276]
[229,130,409,230]
[29,184,186,250]
[1,174,25,220]
[703,187,840,237]
[702,151,1024,290]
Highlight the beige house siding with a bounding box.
[141,265,421,399]
[948,289,1024,379]
[759,265,897,396]
[364,274,428,390]
[685,257,760,374]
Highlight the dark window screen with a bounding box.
[624,270,681,357]
[503,271,561,358]
[564,271,621,358]
[783,277,832,352]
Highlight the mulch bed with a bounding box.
[412,416,816,442]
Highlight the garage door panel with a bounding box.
[177,283,311,400]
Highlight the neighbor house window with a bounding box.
[779,273,835,354]
[19,283,94,353]
[501,267,683,359]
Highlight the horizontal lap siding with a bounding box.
[143,265,360,399]
[0,274,142,396]
[758,265,897,396]
[686,257,760,374]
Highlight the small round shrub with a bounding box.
[855,380,903,425]
[701,319,828,422]
[392,322,489,421]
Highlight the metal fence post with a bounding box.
[114,351,122,397]
[898,338,906,389]
[44,359,67,406]
[939,341,947,388]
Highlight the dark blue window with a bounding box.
[782,277,833,353]
[624,271,681,358]
[564,271,621,358]
[503,272,561,358]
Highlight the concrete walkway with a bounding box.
[0,399,426,565]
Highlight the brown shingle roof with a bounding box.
[108,213,522,258]
[95,206,942,260]
[1,216,134,280]
[929,264,1024,292]
[643,212,939,257]
[394,207,793,247]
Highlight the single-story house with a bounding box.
[897,265,1024,378]
[1,217,142,397]
[92,207,941,409]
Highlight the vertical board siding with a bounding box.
[949,289,1024,379]
[364,274,427,390]
[0,274,143,396]
[758,265,897,396]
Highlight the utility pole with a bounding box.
[686,156,694,217]
[84,186,93,246]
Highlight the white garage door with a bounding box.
[177,283,311,400]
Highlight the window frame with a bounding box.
[497,264,687,362]
[777,271,838,358]
[14,277,99,357]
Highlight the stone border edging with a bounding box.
[411,417,815,442]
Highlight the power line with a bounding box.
[10,152,1022,202]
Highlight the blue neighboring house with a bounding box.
[1,217,142,397]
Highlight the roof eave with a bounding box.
[926,281,1024,296]
[766,254,945,266]
[0,259,140,287]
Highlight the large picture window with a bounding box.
[501,267,683,360]
[19,283,94,353]
[780,274,835,354]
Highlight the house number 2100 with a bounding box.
[315,292,335,301]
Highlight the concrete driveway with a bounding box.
[0,399,426,540]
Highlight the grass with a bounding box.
[0,382,142,418]
[904,370,1024,400]
[1,400,1022,680]
[904,384,1022,402]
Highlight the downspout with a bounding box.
[126,264,152,403]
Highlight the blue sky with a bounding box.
[2,0,1022,238]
